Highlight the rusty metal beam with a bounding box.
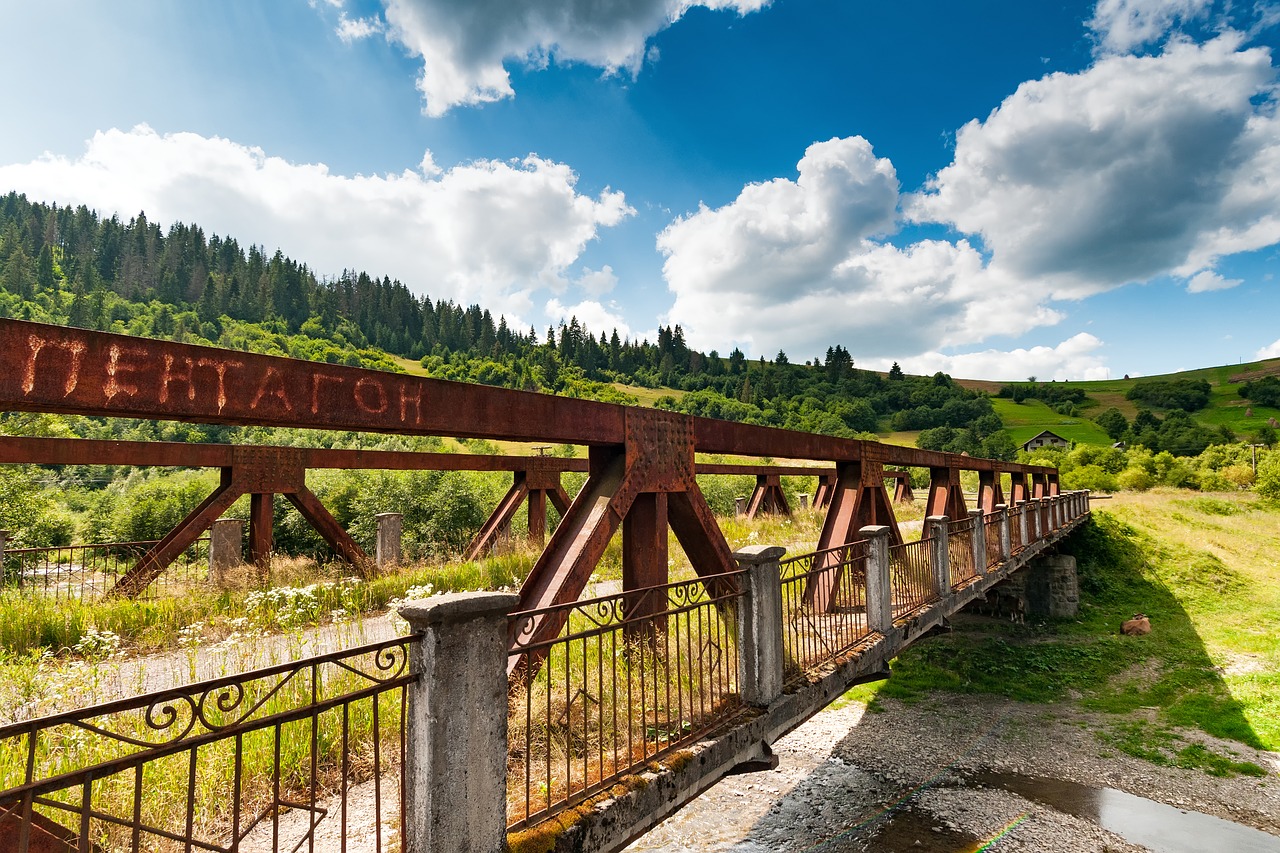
[1,318,626,445]
[109,469,239,597]
[978,470,1004,514]
[249,493,273,570]
[886,469,915,504]
[284,486,370,574]
[464,476,530,561]
[745,474,791,519]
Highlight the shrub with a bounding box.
[1117,468,1156,492]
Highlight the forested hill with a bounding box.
[0,192,1013,457]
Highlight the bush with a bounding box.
[1117,468,1156,492]
[1257,453,1280,501]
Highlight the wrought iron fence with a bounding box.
[984,513,1004,570]
[777,540,871,677]
[506,573,745,831]
[946,518,976,587]
[888,537,936,618]
[1,538,211,602]
[0,635,415,853]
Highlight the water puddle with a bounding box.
[967,771,1280,853]
[855,807,979,852]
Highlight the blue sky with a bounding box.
[2,0,1278,380]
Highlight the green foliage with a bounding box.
[1257,452,1280,502]
[1126,378,1212,411]
[1094,407,1129,440]
[0,467,73,548]
[1239,375,1280,408]
[998,381,1086,405]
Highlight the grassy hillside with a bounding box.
[968,357,1280,448]
[857,489,1280,765]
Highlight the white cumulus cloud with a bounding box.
[658,137,1061,360]
[1257,338,1280,359]
[545,297,644,342]
[576,265,618,297]
[911,35,1280,299]
[866,333,1111,382]
[381,0,769,116]
[1186,270,1243,292]
[0,126,632,323]
[336,14,384,44]
[1088,0,1214,54]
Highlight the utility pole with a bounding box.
[1249,443,1264,478]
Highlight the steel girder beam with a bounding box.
[804,452,902,612]
[108,446,370,597]
[508,409,736,675]
[886,469,915,504]
[926,466,968,520]
[978,470,1005,514]
[813,473,838,509]
[745,474,791,519]
[464,467,577,560]
[1009,472,1030,504]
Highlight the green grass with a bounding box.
[850,493,1280,776]
[990,398,1115,447]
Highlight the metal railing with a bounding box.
[1,538,211,602]
[889,537,936,618]
[1008,504,1027,554]
[0,635,415,853]
[778,541,871,677]
[984,513,1004,569]
[506,573,745,831]
[946,518,977,587]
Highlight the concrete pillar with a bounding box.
[994,504,1011,565]
[399,591,518,853]
[376,512,403,570]
[797,493,810,511]
[1017,500,1031,549]
[926,516,951,596]
[735,496,748,518]
[1083,489,1091,516]
[208,518,244,585]
[860,526,892,634]
[969,508,987,576]
[733,545,786,707]
[1029,498,1042,542]
[1026,554,1079,618]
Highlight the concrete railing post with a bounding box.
[860,526,892,635]
[1083,489,1091,516]
[798,493,810,511]
[208,518,244,585]
[734,496,748,518]
[926,516,951,596]
[733,545,786,707]
[969,508,986,576]
[376,512,403,570]
[1030,498,1043,542]
[399,591,518,853]
[995,504,1011,565]
[1017,499,1031,548]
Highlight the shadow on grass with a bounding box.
[862,512,1268,774]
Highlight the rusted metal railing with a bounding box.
[0,635,414,853]
[778,541,871,677]
[1009,504,1028,554]
[946,517,977,587]
[984,513,1005,569]
[1,537,211,602]
[889,538,936,618]
[505,574,745,830]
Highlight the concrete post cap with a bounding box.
[924,515,949,524]
[376,512,404,519]
[968,508,984,517]
[858,525,892,538]
[397,591,519,627]
[732,545,787,563]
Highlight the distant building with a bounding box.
[1022,430,1071,452]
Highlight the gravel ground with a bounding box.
[627,693,1280,852]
